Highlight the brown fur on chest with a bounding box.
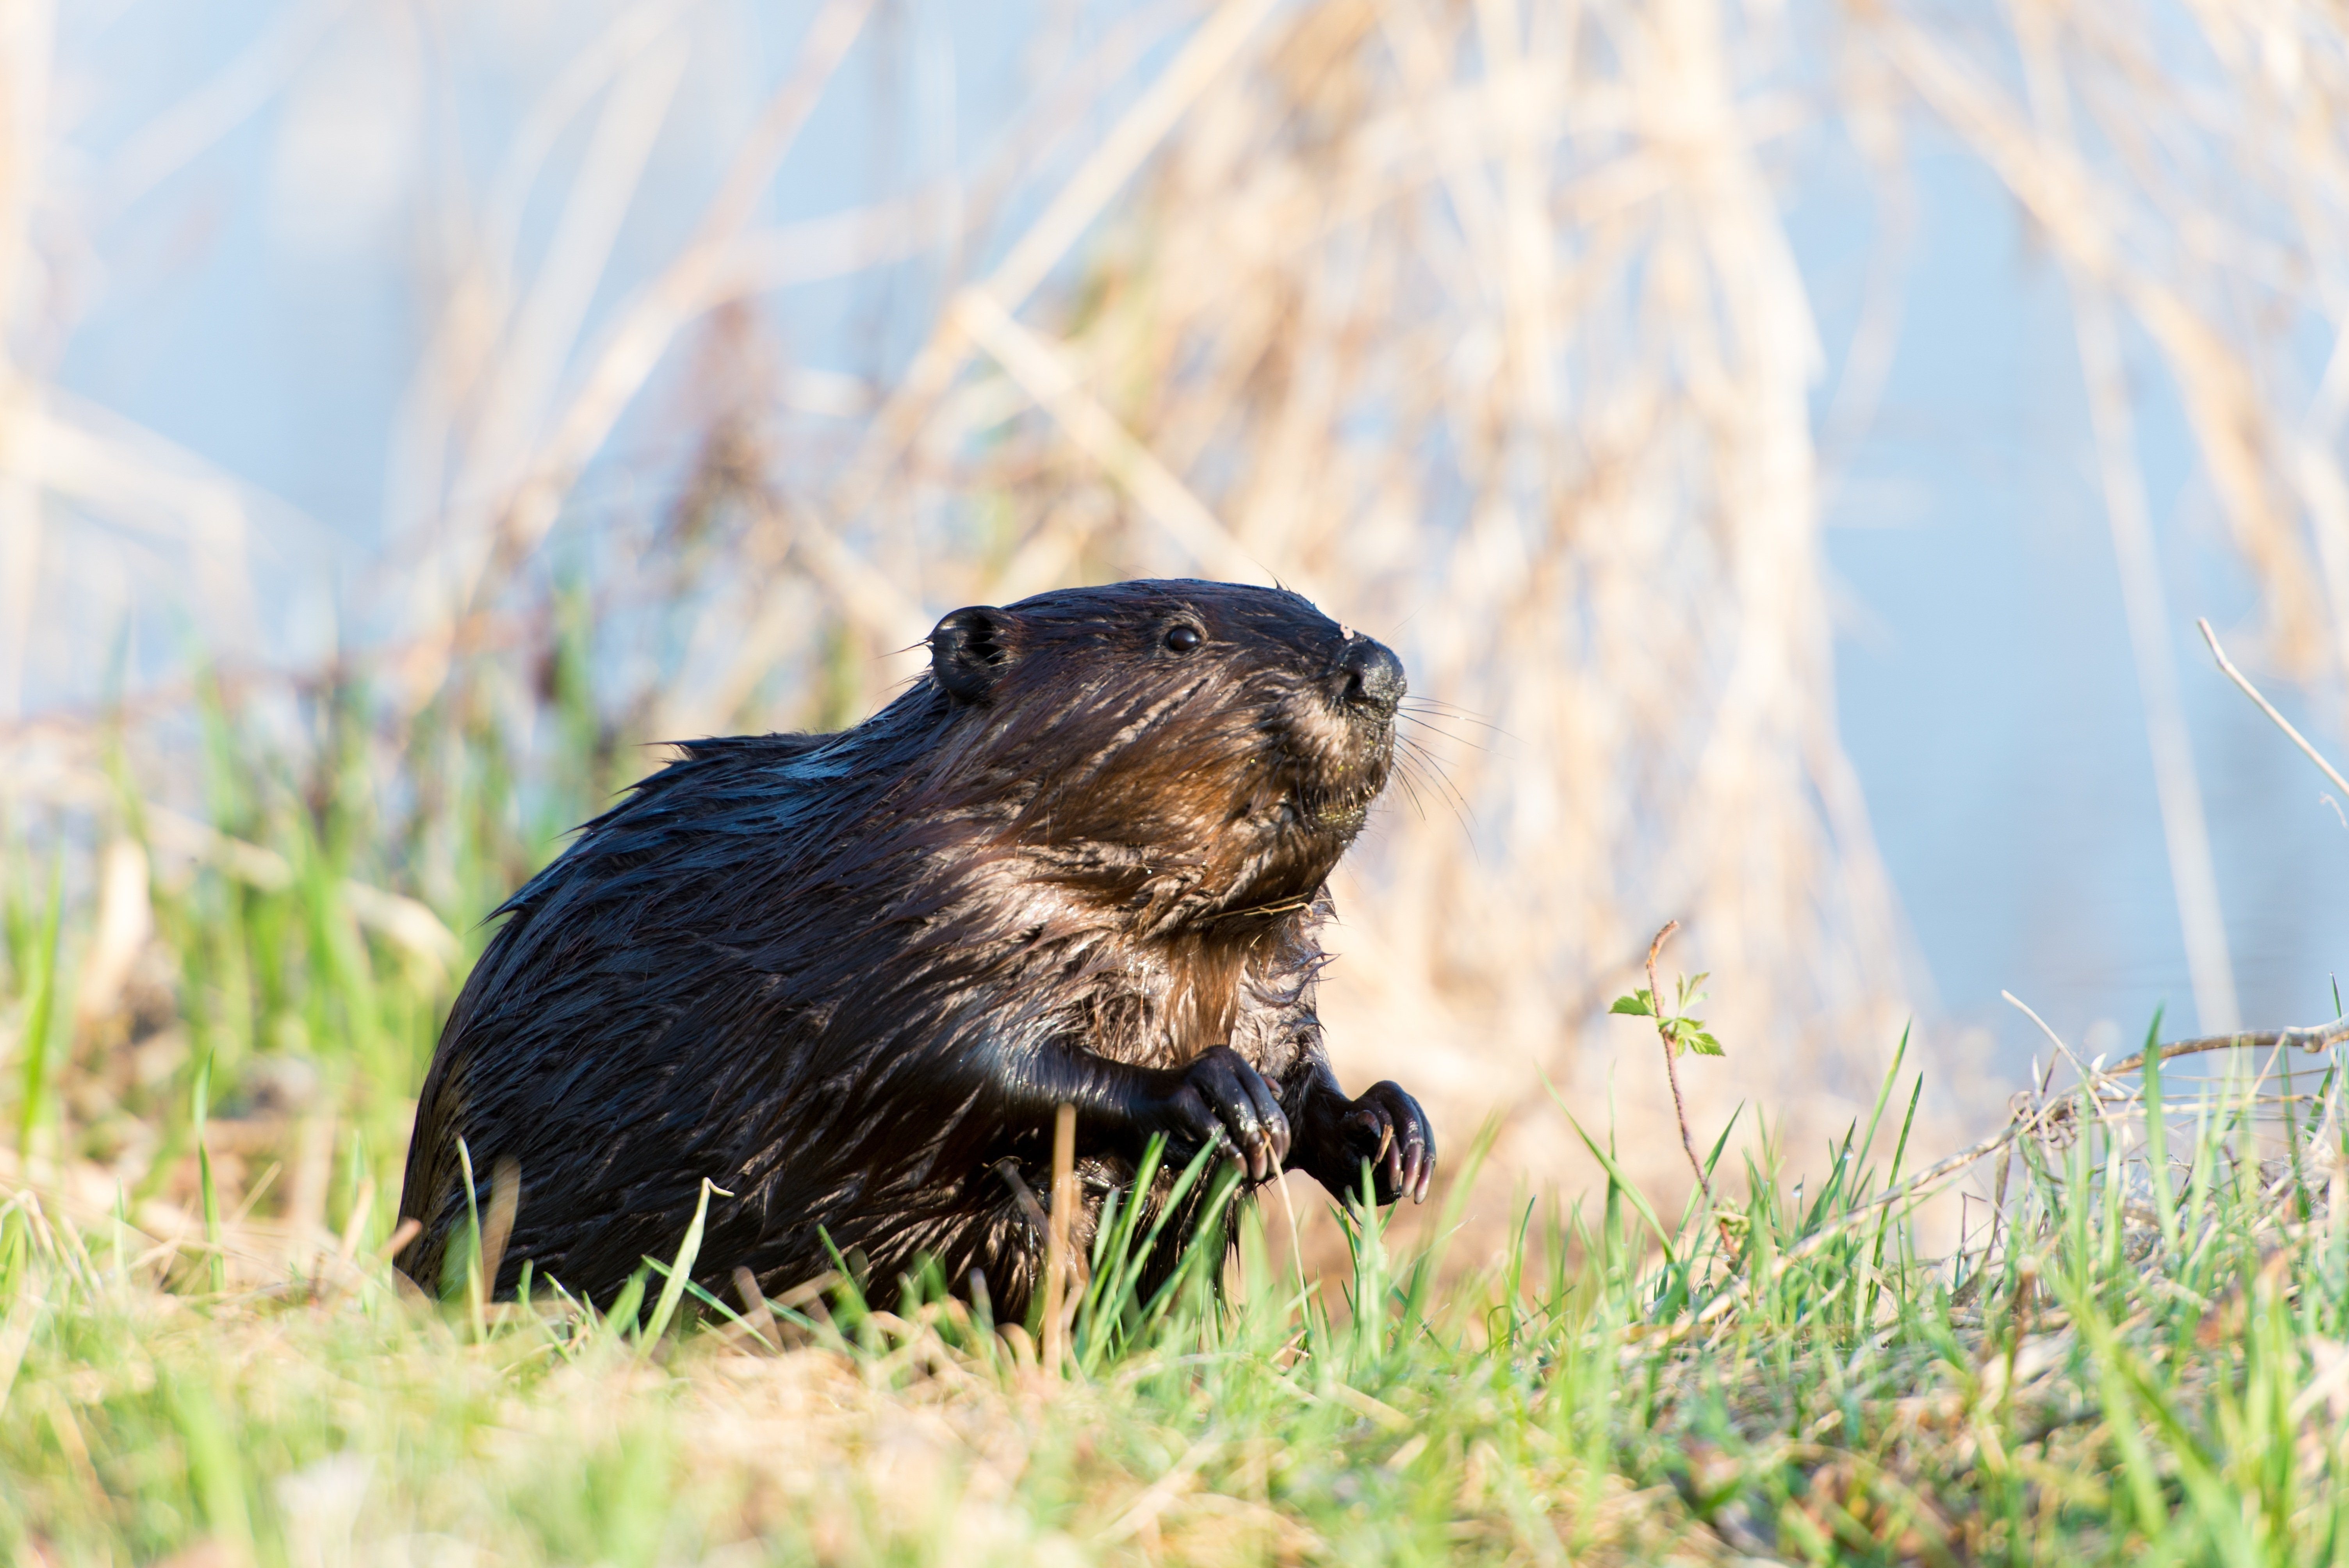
[949,845,1326,1085]
[1057,929,1317,1083]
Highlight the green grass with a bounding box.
[7,686,2349,1564]
[5,1035,2349,1566]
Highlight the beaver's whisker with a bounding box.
[1385,759,1430,822]
[1393,739,1474,830]
[1398,700,1510,744]
[1395,713,1488,754]
[1397,695,1498,726]
[1394,731,1466,795]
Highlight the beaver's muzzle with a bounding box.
[1337,636,1405,716]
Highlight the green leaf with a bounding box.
[640,1177,729,1349]
[1684,1030,1725,1058]
[1608,991,1654,1017]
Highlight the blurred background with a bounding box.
[6,0,2349,1246]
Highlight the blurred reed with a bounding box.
[3,0,2347,1229]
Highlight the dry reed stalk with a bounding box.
[19,0,2349,1220]
[1873,0,2349,717]
[393,0,880,709]
[4,0,1922,1205]
[0,0,50,728]
[816,0,1283,551]
[1041,1102,1076,1380]
[2012,0,2238,1035]
[941,0,1918,1192]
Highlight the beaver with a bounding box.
[395,578,1434,1322]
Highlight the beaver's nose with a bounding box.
[1339,637,1406,715]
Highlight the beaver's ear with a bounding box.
[929,606,1016,702]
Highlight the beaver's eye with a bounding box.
[1164,624,1203,653]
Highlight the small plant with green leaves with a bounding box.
[1608,971,1723,1058]
[1612,918,1736,1240]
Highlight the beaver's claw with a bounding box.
[1337,1081,1435,1205]
[1160,1045,1291,1182]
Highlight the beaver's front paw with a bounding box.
[1154,1046,1292,1181]
[1331,1081,1434,1205]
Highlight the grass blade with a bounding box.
[640,1178,726,1349]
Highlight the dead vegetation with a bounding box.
[4,0,2349,1267]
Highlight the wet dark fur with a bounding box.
[396,579,1435,1321]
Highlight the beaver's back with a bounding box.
[399,723,955,1298]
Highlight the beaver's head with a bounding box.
[923,579,1402,935]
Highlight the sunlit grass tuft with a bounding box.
[7,974,2349,1563]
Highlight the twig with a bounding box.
[1643,922,1718,1222]
[2099,1016,2349,1077]
[378,1217,423,1265]
[2197,618,2349,802]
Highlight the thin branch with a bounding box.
[2197,617,2349,801]
[2099,1016,2349,1078]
